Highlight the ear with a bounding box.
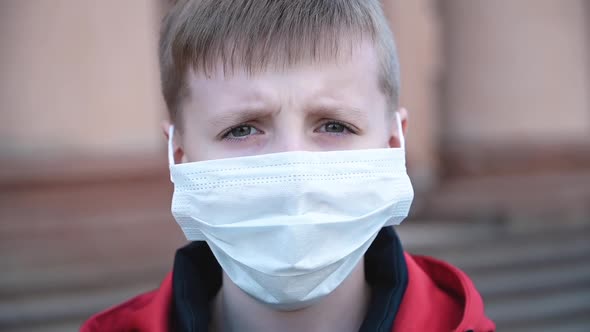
[388,108,408,148]
[161,120,185,164]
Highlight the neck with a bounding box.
[211,260,371,332]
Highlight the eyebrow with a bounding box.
[208,99,368,129]
[208,106,281,128]
[304,100,369,124]
[307,106,367,119]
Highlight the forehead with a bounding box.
[181,41,384,115]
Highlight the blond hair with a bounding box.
[159,0,400,123]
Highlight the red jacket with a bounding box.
[82,253,495,332]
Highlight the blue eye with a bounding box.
[222,125,261,140]
[317,121,355,134]
[324,122,346,133]
[231,125,253,137]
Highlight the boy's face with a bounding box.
[167,42,407,162]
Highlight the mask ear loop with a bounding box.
[167,125,176,182]
[395,112,405,149]
[168,125,176,167]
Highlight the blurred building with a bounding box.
[1,0,589,331]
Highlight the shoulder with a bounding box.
[81,273,174,332]
[394,253,496,332]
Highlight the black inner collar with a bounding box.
[171,227,408,332]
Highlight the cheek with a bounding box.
[189,137,270,161]
[358,135,391,149]
[312,135,357,151]
[312,133,388,151]
[216,139,269,158]
[180,131,216,162]
[357,121,393,149]
[181,144,205,162]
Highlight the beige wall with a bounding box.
[0,0,588,182]
[442,0,590,145]
[0,0,164,158]
[0,0,444,190]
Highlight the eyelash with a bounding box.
[318,120,357,135]
[220,123,262,142]
[220,120,357,142]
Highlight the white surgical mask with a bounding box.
[168,113,414,310]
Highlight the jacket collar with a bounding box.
[394,254,496,332]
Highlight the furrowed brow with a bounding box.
[209,106,280,128]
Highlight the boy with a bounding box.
[83,0,495,331]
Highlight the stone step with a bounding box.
[485,284,590,327]
[2,321,82,332]
[400,223,590,271]
[472,255,590,298]
[0,282,158,330]
[503,313,590,332]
